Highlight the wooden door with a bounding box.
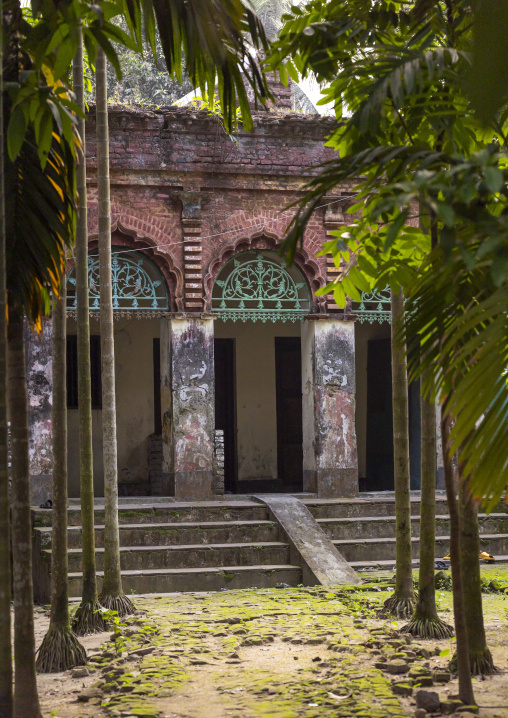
[275,337,303,491]
[214,338,237,492]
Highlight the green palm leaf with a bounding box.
[119,0,271,131]
[5,127,77,329]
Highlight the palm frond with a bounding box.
[5,127,77,327]
[119,0,271,131]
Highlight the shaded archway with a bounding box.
[211,247,311,494]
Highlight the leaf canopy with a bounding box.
[272,0,508,503]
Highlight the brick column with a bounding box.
[160,313,215,500]
[323,196,359,313]
[24,318,53,505]
[302,316,358,497]
[179,192,206,311]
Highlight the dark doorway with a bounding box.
[366,338,394,491]
[153,338,161,435]
[365,337,422,492]
[214,338,237,492]
[275,337,303,491]
[66,334,102,410]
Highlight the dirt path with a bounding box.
[31,576,508,718]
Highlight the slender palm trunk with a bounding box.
[7,307,41,718]
[441,406,475,705]
[36,286,87,672]
[459,479,495,675]
[403,370,453,638]
[384,287,415,619]
[0,0,13,707]
[96,47,133,616]
[71,25,106,636]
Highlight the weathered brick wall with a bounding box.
[84,103,353,312]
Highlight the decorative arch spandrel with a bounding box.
[203,230,327,314]
[84,217,184,312]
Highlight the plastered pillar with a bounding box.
[302,316,358,497]
[24,318,53,505]
[160,313,215,500]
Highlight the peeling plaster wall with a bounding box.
[215,319,300,482]
[25,319,53,504]
[303,318,358,497]
[66,317,160,497]
[161,316,215,500]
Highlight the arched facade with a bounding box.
[26,102,378,505]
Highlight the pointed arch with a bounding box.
[85,209,184,311]
[203,229,327,313]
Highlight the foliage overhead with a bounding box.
[270,0,508,505]
[4,0,273,329]
[4,0,79,328]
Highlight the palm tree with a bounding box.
[403,372,453,638]
[441,406,475,705]
[0,1,13,713]
[403,213,453,640]
[383,287,415,619]
[71,24,107,636]
[458,478,495,675]
[7,306,42,718]
[96,46,134,616]
[4,1,78,710]
[0,0,270,707]
[36,285,87,672]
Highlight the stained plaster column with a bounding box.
[24,318,53,505]
[302,316,358,497]
[160,313,215,500]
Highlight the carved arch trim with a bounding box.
[203,229,327,313]
[86,213,184,312]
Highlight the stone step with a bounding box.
[333,534,508,563]
[46,542,291,572]
[66,564,302,596]
[304,496,450,519]
[304,495,507,519]
[34,520,280,550]
[31,501,269,527]
[318,514,508,541]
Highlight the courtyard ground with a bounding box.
[34,566,508,718]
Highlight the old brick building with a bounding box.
[26,86,425,506]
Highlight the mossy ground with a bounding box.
[35,565,508,718]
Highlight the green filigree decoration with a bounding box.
[67,249,169,312]
[212,251,310,322]
[352,289,391,323]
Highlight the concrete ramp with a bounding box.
[253,495,361,586]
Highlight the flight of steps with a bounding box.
[31,500,302,602]
[31,493,508,601]
[305,493,508,571]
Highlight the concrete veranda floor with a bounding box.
[33,565,508,718]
